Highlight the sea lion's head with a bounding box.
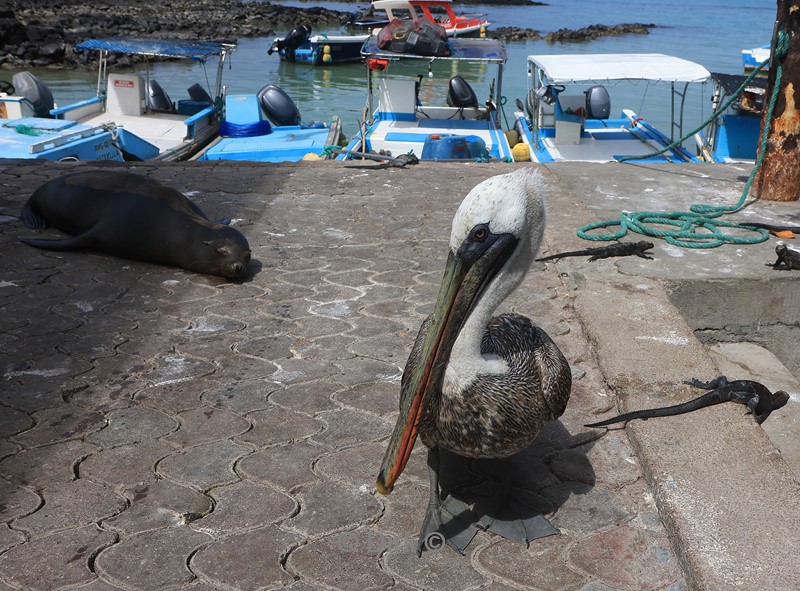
[194,227,252,280]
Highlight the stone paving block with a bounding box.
[136,379,214,414]
[346,333,409,365]
[13,479,126,536]
[0,440,97,488]
[329,358,401,388]
[311,409,391,450]
[191,525,301,590]
[285,532,394,591]
[291,334,358,362]
[235,335,295,361]
[286,481,383,537]
[145,353,216,388]
[0,405,32,438]
[332,382,398,418]
[80,439,173,490]
[95,526,212,591]
[476,536,587,591]
[0,525,116,591]
[0,522,25,554]
[0,477,40,522]
[269,357,340,386]
[6,353,93,383]
[268,381,340,414]
[384,534,490,591]
[547,484,636,537]
[103,479,212,535]
[157,440,250,491]
[164,407,251,448]
[10,406,104,448]
[314,442,385,488]
[201,380,278,414]
[86,405,179,447]
[237,441,322,491]
[568,525,683,590]
[236,406,323,448]
[191,480,296,536]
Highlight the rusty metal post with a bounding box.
[752,0,800,201]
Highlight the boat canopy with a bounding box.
[528,53,711,85]
[76,38,236,62]
[362,36,506,62]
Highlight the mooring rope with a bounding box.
[577,30,789,248]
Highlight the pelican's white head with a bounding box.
[450,167,546,260]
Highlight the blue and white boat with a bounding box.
[0,38,236,161]
[697,72,765,163]
[194,84,344,162]
[338,35,515,162]
[514,53,713,163]
[268,26,369,66]
[742,44,770,72]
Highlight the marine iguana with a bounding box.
[771,241,800,270]
[585,376,790,427]
[536,240,654,262]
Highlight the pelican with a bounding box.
[376,168,571,555]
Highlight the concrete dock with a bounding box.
[0,158,798,591]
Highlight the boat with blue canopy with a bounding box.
[0,37,236,161]
[513,53,714,163]
[338,34,515,162]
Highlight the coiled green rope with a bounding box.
[577,31,789,249]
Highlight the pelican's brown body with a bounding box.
[414,312,571,458]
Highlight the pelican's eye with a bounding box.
[471,224,489,242]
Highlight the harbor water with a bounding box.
[5,0,776,140]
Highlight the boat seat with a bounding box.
[552,94,584,145]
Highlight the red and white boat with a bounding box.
[363,0,490,38]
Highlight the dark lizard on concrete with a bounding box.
[585,376,790,427]
[536,240,654,262]
[771,241,800,270]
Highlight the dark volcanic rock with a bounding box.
[544,23,656,43]
[2,0,354,69]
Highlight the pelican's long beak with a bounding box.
[376,231,518,495]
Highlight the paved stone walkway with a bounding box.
[0,159,702,590]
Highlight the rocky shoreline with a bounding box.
[2,0,655,70]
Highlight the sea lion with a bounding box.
[20,171,252,280]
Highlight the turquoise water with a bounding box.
[5,0,775,139]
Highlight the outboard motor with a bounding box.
[187,83,213,104]
[257,84,302,127]
[147,79,174,111]
[11,71,54,118]
[446,76,479,109]
[268,24,312,56]
[585,85,611,119]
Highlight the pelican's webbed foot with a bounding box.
[471,459,559,546]
[418,447,480,556]
[476,488,559,545]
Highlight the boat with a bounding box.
[269,0,489,67]
[513,53,713,163]
[742,44,770,72]
[348,0,490,37]
[696,72,766,163]
[194,84,344,163]
[1,70,131,161]
[0,38,236,162]
[337,34,514,162]
[268,25,369,66]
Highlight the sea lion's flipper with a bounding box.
[21,202,49,230]
[21,232,96,251]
